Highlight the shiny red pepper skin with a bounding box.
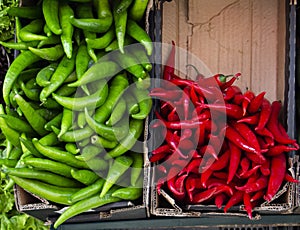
[224,190,244,213]
[204,103,243,119]
[237,113,260,125]
[242,90,255,116]
[255,98,271,131]
[250,190,265,202]
[225,125,259,155]
[223,85,242,101]
[243,192,253,219]
[227,141,242,184]
[284,173,300,183]
[220,73,241,90]
[191,187,218,204]
[266,101,297,145]
[209,149,230,171]
[265,145,298,157]
[264,153,286,202]
[215,193,227,209]
[248,91,266,114]
[167,167,185,200]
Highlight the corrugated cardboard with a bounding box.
[161,0,286,103]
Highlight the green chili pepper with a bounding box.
[69,178,105,203]
[105,36,133,52]
[39,132,59,146]
[71,169,100,185]
[100,155,133,197]
[44,112,62,131]
[40,53,76,102]
[58,108,73,138]
[94,72,129,123]
[129,0,149,22]
[19,80,40,102]
[129,151,143,186]
[59,2,75,58]
[44,24,52,37]
[125,91,139,115]
[106,118,144,158]
[0,114,35,134]
[77,111,87,128]
[126,19,153,56]
[91,134,118,149]
[65,143,80,155]
[28,44,65,61]
[52,81,108,111]
[85,109,129,141]
[131,87,152,120]
[55,84,77,97]
[3,50,42,106]
[7,6,43,19]
[37,34,61,48]
[19,137,44,158]
[51,125,94,143]
[8,146,22,160]
[76,145,103,162]
[115,0,134,14]
[0,159,18,168]
[10,175,80,205]
[86,156,108,171]
[0,40,39,50]
[112,186,142,200]
[54,186,121,228]
[6,168,82,188]
[14,94,48,136]
[106,97,127,126]
[67,61,120,87]
[43,0,62,35]
[76,43,90,80]
[114,51,147,79]
[19,19,48,42]
[36,63,58,87]
[85,25,115,49]
[113,0,127,54]
[130,45,152,72]
[32,138,89,169]
[23,157,75,178]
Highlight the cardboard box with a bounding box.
[149,0,298,218]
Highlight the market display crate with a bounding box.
[148,0,300,219]
[4,0,156,227]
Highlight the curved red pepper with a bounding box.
[227,141,242,184]
[265,145,298,157]
[242,90,255,116]
[215,193,227,209]
[247,91,266,114]
[260,159,270,176]
[209,149,230,171]
[243,192,253,219]
[167,167,185,200]
[224,190,244,213]
[264,153,286,202]
[255,98,271,131]
[191,187,218,204]
[225,125,259,155]
[237,113,260,125]
[266,101,297,145]
[250,190,265,202]
[232,93,244,105]
[203,103,243,120]
[200,168,213,188]
[284,173,300,183]
[220,73,241,91]
[223,85,242,101]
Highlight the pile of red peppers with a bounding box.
[149,41,300,219]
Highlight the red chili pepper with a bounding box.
[242,90,255,116]
[163,40,176,81]
[195,122,206,147]
[220,73,241,91]
[165,129,188,159]
[243,192,253,219]
[215,193,227,209]
[185,175,198,202]
[184,158,202,175]
[235,174,260,190]
[190,84,199,105]
[237,175,268,193]
[237,113,260,125]
[203,103,243,120]
[156,177,166,195]
[225,125,259,155]
[167,167,185,200]
[231,122,263,157]
[214,185,234,196]
[157,165,167,174]
[239,165,261,179]
[266,101,297,145]
[260,159,270,176]
[199,144,219,161]
[284,173,300,183]
[265,145,298,157]
[227,141,242,184]
[209,149,230,171]
[247,91,266,114]
[192,108,211,121]
[264,153,286,202]
[206,177,227,188]
[232,93,244,105]
[250,189,265,202]
[245,152,266,164]
[255,98,271,131]
[278,123,300,149]
[150,144,173,163]
[213,171,228,180]
[224,190,244,213]
[200,168,213,188]
[167,107,179,121]
[223,85,242,101]
[239,156,250,176]
[149,88,182,100]
[255,127,274,147]
[191,187,218,204]
[174,173,188,195]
